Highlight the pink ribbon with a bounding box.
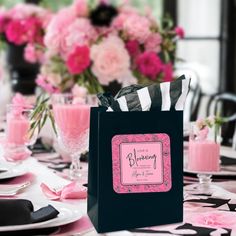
[40,181,87,200]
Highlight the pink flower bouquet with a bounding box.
[0,3,52,64]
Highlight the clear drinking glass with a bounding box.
[51,94,91,180]
[186,123,221,194]
[5,104,37,161]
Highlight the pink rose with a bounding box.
[145,33,162,53]
[125,40,140,58]
[5,20,27,45]
[123,14,152,43]
[24,44,44,63]
[197,127,209,141]
[65,19,97,54]
[175,26,185,39]
[66,46,90,75]
[162,63,174,82]
[72,0,88,17]
[91,35,133,85]
[136,51,162,80]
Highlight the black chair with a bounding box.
[175,67,202,122]
[207,93,236,148]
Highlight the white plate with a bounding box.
[0,165,27,180]
[0,201,82,232]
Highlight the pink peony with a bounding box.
[66,46,90,75]
[136,51,162,80]
[44,7,77,55]
[24,43,44,63]
[65,18,97,55]
[72,0,88,17]
[123,14,152,43]
[91,35,133,85]
[5,20,27,45]
[175,26,185,39]
[145,33,162,53]
[162,63,174,82]
[36,74,60,94]
[125,40,140,58]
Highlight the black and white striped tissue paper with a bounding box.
[97,75,191,112]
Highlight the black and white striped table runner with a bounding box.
[98,75,191,112]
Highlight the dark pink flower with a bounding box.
[5,20,27,45]
[162,63,174,82]
[24,17,42,43]
[125,40,140,58]
[66,46,90,75]
[175,26,185,39]
[136,51,162,80]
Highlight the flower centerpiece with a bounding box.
[35,0,184,96]
[0,3,52,63]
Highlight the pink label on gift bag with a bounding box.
[112,133,171,194]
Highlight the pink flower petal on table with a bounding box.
[40,183,61,200]
[61,181,87,199]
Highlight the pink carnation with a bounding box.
[125,40,140,58]
[136,51,162,80]
[145,33,162,53]
[72,0,88,17]
[5,20,27,45]
[66,46,90,75]
[175,26,185,39]
[162,63,174,82]
[24,44,44,64]
[123,14,152,43]
[24,17,43,43]
[65,19,97,55]
[91,35,133,85]
[36,74,60,94]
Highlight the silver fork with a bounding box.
[0,181,31,196]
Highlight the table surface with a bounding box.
[1,144,236,235]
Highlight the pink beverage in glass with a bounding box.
[53,104,90,148]
[6,113,30,145]
[188,140,220,172]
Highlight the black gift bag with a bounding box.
[87,107,183,233]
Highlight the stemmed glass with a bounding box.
[5,104,37,162]
[185,123,221,195]
[51,94,91,180]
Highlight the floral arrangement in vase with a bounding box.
[34,0,184,96]
[0,3,52,64]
